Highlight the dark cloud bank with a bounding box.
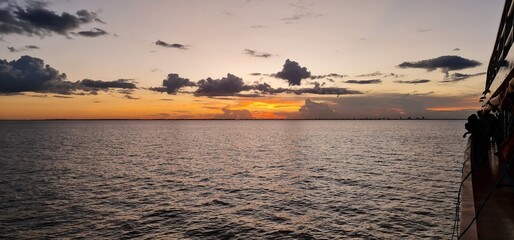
[0,1,104,37]
[286,94,475,119]
[398,55,481,74]
[0,55,137,95]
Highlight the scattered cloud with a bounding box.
[344,79,382,84]
[214,107,254,119]
[72,28,108,37]
[297,99,337,119]
[281,1,324,22]
[356,71,382,77]
[149,73,196,94]
[275,59,311,86]
[441,72,486,82]
[124,94,140,100]
[155,40,188,50]
[394,79,431,84]
[244,49,272,58]
[293,87,361,96]
[0,55,68,93]
[78,79,137,89]
[0,3,103,37]
[195,73,246,96]
[398,55,481,75]
[310,73,347,79]
[0,55,142,96]
[7,45,39,52]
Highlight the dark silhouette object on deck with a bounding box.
[465,112,498,167]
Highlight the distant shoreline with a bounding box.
[0,118,466,121]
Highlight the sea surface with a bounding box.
[0,120,465,239]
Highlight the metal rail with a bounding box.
[485,0,514,95]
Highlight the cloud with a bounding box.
[0,3,103,37]
[329,93,477,119]
[344,79,382,84]
[73,28,108,37]
[441,72,486,83]
[149,73,196,94]
[214,107,254,119]
[279,93,477,119]
[0,55,68,93]
[397,55,481,74]
[247,82,361,96]
[7,45,40,52]
[394,79,431,84]
[155,40,187,50]
[290,86,362,96]
[297,99,337,119]
[195,73,246,96]
[417,28,433,33]
[78,79,137,89]
[356,71,382,77]
[0,55,142,95]
[53,95,73,99]
[310,73,347,79]
[275,59,311,86]
[124,94,140,100]
[244,49,272,58]
[281,1,324,22]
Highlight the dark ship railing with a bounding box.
[485,0,514,95]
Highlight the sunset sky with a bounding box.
[0,0,505,119]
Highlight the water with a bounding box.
[0,120,465,239]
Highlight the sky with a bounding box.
[0,0,505,119]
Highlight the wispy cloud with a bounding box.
[155,40,188,50]
[394,79,431,84]
[244,49,272,58]
[441,72,485,82]
[344,79,382,84]
[356,71,382,77]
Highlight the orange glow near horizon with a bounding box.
[0,92,306,120]
[427,106,477,112]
